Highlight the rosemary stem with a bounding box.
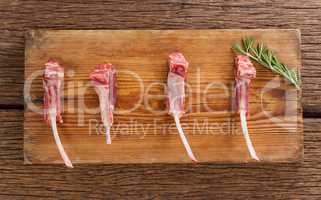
[232,37,300,90]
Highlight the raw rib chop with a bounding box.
[43,60,73,168]
[167,52,198,162]
[90,64,116,144]
[235,55,259,161]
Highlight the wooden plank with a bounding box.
[0,0,321,116]
[0,0,320,199]
[1,110,321,199]
[24,29,302,164]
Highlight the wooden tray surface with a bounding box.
[24,29,302,164]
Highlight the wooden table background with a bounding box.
[0,0,320,199]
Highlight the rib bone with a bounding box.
[43,60,73,168]
[90,64,116,144]
[167,52,198,162]
[235,55,259,161]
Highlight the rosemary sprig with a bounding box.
[232,37,300,90]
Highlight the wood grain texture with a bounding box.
[24,29,302,164]
[1,110,321,199]
[0,0,320,199]
[0,0,320,116]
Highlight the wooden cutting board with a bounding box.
[24,29,303,164]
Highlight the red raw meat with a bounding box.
[167,52,197,162]
[43,60,63,125]
[90,64,116,144]
[43,60,73,168]
[235,55,256,116]
[235,55,259,161]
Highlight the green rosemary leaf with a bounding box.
[257,43,264,57]
[244,37,253,52]
[232,37,300,90]
[232,43,245,55]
